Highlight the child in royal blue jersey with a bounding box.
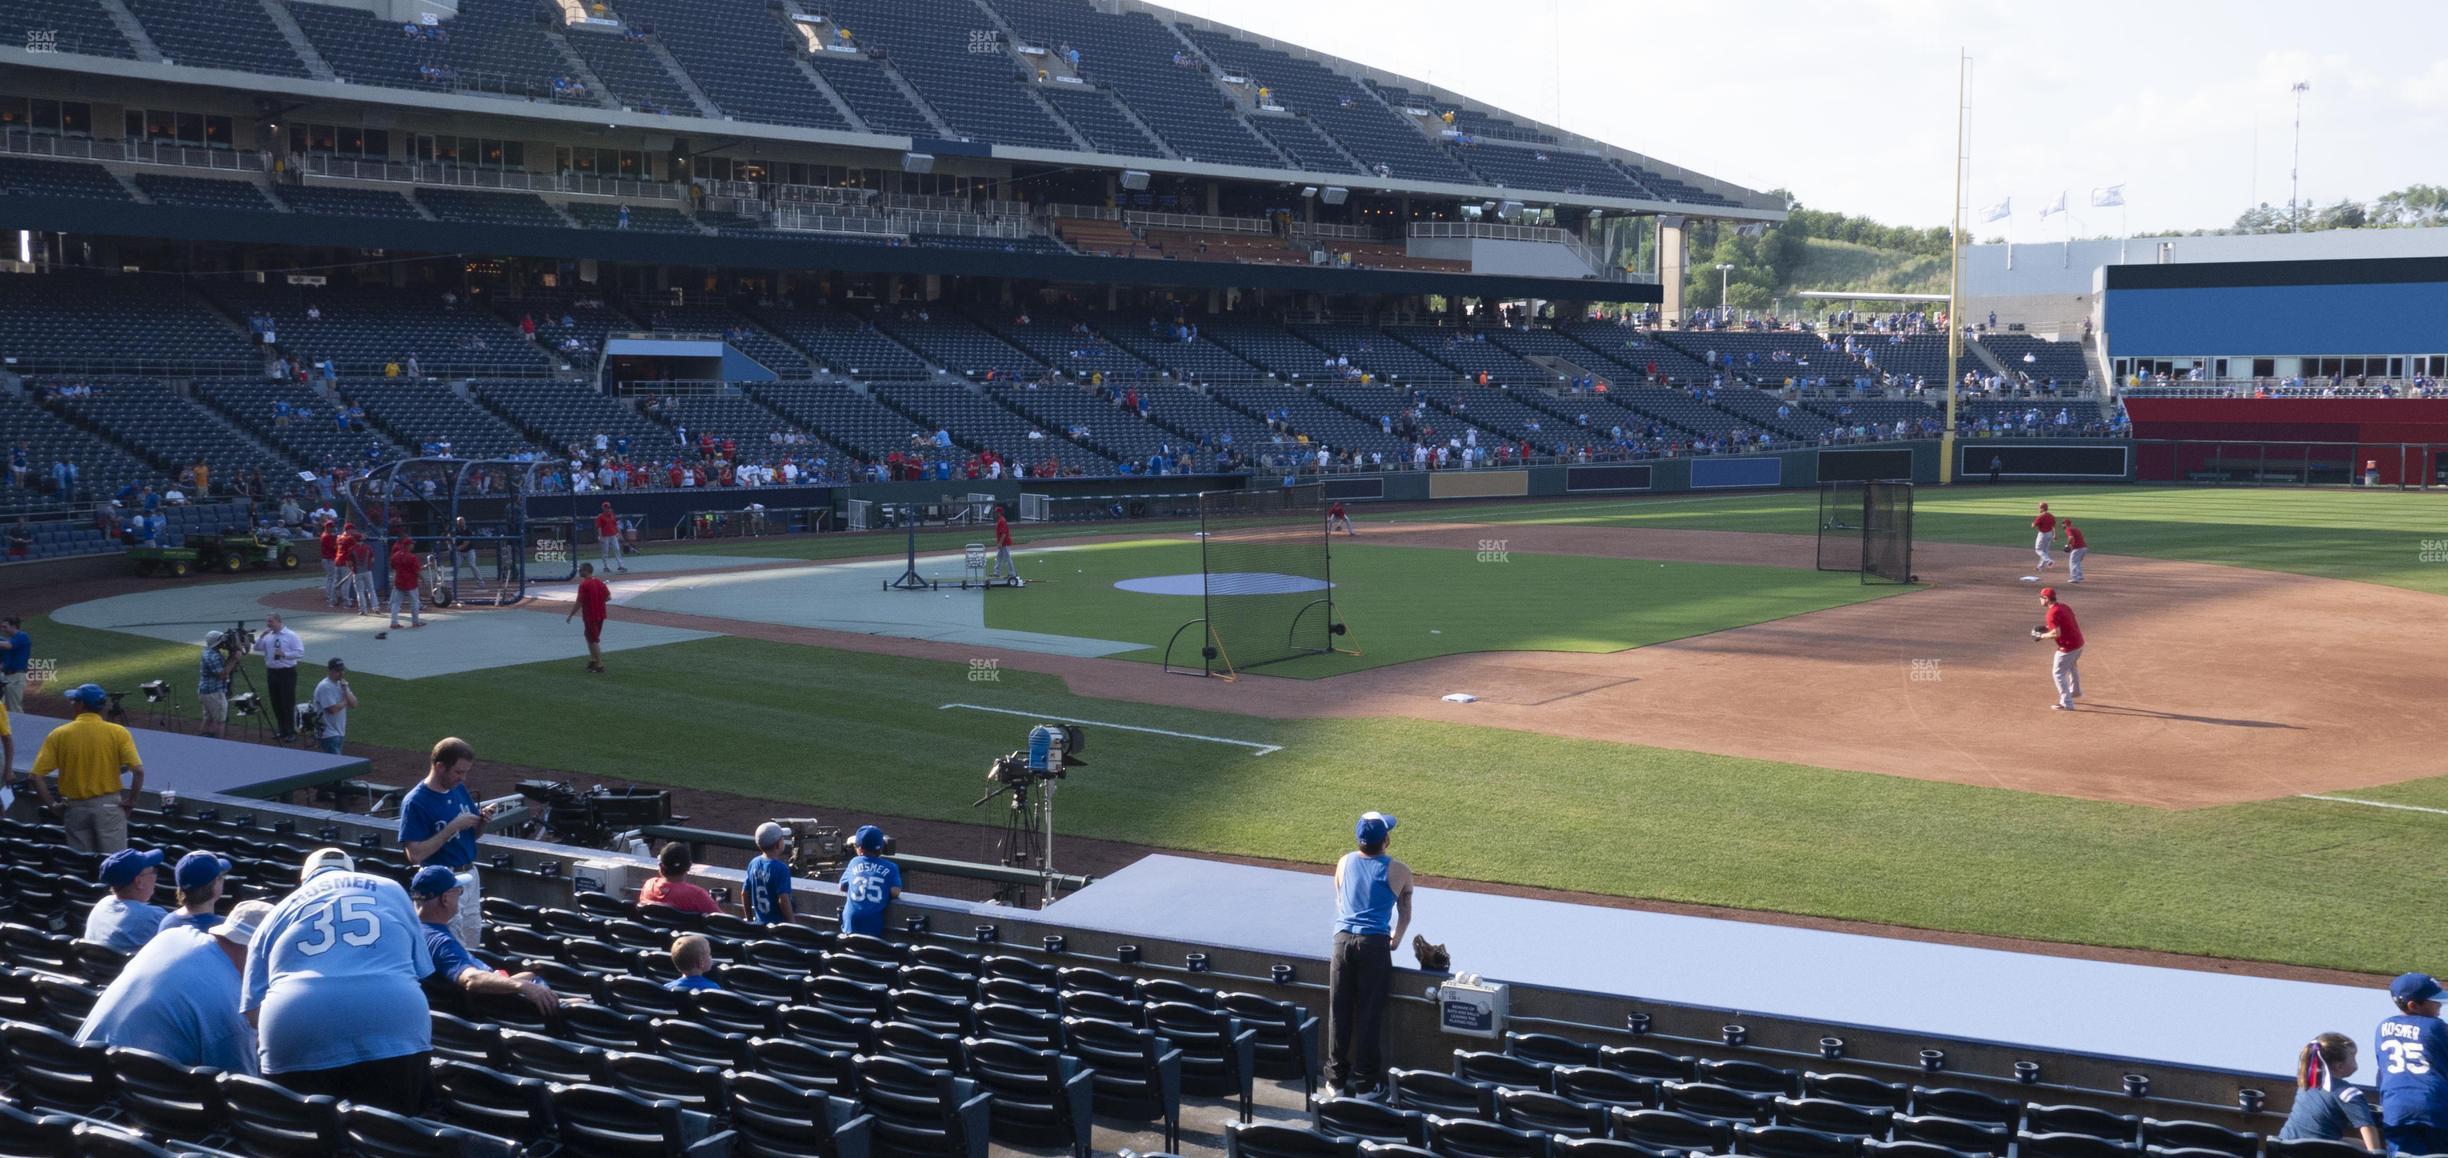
[2377,973,2448,1155]
[837,826,903,937]
[743,822,795,926]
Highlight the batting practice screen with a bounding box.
[1816,481,1865,572]
[1817,481,1914,583]
[1861,481,1914,584]
[1198,485,1332,672]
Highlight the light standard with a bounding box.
[1716,262,1735,320]
[2289,80,2310,231]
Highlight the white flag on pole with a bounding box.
[2039,190,2068,217]
[2090,184,2126,208]
[1981,197,2012,222]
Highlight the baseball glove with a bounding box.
[1411,933,1451,973]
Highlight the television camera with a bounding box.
[974,724,1088,904]
[767,817,895,879]
[496,779,676,851]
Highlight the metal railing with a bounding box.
[299,154,687,202]
[1409,219,1621,280]
[1288,220,1381,241]
[878,191,1032,218]
[2120,380,2438,399]
[1122,208,1275,235]
[765,207,906,237]
[2,129,265,173]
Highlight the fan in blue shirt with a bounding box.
[2280,1032,2382,1148]
[663,933,721,993]
[407,866,555,1017]
[837,825,902,936]
[77,902,270,1075]
[743,822,795,925]
[2378,973,2448,1155]
[242,850,432,1079]
[84,849,170,955]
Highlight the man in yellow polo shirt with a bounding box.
[29,684,145,854]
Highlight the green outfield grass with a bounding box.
[982,537,1905,674]
[1394,484,2448,594]
[23,611,2447,974]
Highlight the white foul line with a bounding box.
[938,703,1281,756]
[2299,794,2448,816]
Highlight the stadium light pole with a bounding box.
[1715,263,1734,319]
[2288,81,2310,231]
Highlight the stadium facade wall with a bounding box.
[2103,265,2448,358]
[0,194,1659,303]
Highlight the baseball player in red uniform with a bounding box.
[1327,500,1355,537]
[387,539,424,629]
[318,522,342,606]
[2030,503,2057,570]
[348,535,377,614]
[990,507,1016,581]
[594,502,628,573]
[565,562,611,673]
[2062,520,2087,583]
[2030,586,2084,710]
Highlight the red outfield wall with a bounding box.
[2124,398,2448,484]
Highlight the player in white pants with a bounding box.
[2032,587,2084,710]
[2031,502,2058,570]
[2063,520,2088,583]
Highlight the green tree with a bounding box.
[2373,184,2448,228]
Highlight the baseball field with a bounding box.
[26,483,2448,975]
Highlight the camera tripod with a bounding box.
[219,622,277,744]
[973,771,1060,908]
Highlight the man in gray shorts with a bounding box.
[197,630,231,739]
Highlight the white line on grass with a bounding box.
[2299,794,2448,816]
[938,703,1281,755]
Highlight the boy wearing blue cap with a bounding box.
[160,851,231,933]
[1326,809,1413,1101]
[85,848,170,954]
[2378,973,2448,1155]
[838,825,902,936]
[28,682,144,854]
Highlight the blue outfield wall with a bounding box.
[2105,281,2448,357]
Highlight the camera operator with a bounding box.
[308,658,355,755]
[197,630,232,739]
[253,614,305,742]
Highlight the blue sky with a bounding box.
[1149,0,2448,234]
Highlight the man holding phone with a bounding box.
[397,737,494,948]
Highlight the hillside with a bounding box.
[1784,237,1949,298]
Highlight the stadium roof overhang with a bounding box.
[9,54,1783,225]
[0,195,1662,302]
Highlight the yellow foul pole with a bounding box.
[1941,51,1967,484]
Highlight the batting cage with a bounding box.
[1164,484,1351,678]
[344,458,580,607]
[1817,480,1915,584]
